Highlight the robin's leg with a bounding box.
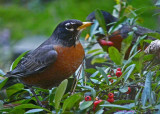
[29,87,43,107]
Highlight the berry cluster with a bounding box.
[107,92,114,103]
[116,68,122,77]
[84,96,103,111]
[93,99,103,111]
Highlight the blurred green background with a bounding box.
[0,0,159,40]
[0,0,159,71]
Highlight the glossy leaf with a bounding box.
[96,67,109,85]
[85,68,97,74]
[119,86,128,93]
[146,32,160,39]
[6,83,24,97]
[109,16,127,33]
[108,46,122,65]
[150,91,156,105]
[95,9,107,34]
[123,64,135,82]
[54,79,68,110]
[129,35,146,57]
[13,104,50,112]
[82,86,96,98]
[25,109,44,113]
[141,71,152,106]
[79,101,93,110]
[0,78,8,90]
[10,51,29,71]
[87,49,101,54]
[62,93,82,113]
[135,88,142,105]
[121,32,133,60]
[91,57,107,65]
[100,104,130,110]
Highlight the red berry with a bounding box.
[99,40,114,46]
[107,98,114,103]
[116,71,122,77]
[108,92,114,98]
[117,68,121,71]
[107,75,113,83]
[126,87,131,94]
[85,96,92,101]
[93,100,103,107]
[99,39,108,46]
[106,41,114,46]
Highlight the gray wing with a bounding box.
[6,45,57,77]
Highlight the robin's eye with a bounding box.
[65,23,74,31]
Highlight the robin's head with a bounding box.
[52,19,93,47]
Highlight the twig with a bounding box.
[71,61,84,95]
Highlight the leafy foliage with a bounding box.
[0,0,160,113]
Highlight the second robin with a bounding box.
[3,19,93,105]
[87,10,156,59]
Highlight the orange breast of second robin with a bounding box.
[109,31,124,52]
[21,42,85,89]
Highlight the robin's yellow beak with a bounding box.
[77,22,94,30]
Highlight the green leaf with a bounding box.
[10,109,25,114]
[13,104,50,112]
[122,50,140,70]
[119,86,128,93]
[25,109,44,113]
[62,93,82,113]
[135,88,142,105]
[85,68,97,74]
[10,51,29,71]
[82,86,96,98]
[49,88,56,105]
[108,47,122,65]
[114,100,134,104]
[95,108,104,114]
[6,83,24,97]
[141,71,152,106]
[90,20,100,37]
[87,49,101,54]
[95,9,107,34]
[143,54,154,62]
[150,91,156,105]
[132,52,144,73]
[100,104,130,110]
[79,101,93,110]
[96,67,109,85]
[0,78,8,90]
[91,57,107,65]
[109,16,127,33]
[123,64,135,82]
[129,35,147,57]
[54,79,68,110]
[121,32,133,60]
[146,32,160,39]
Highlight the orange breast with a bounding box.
[21,42,85,89]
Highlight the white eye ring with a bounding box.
[65,23,74,31]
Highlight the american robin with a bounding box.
[86,10,156,59]
[4,20,93,90]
